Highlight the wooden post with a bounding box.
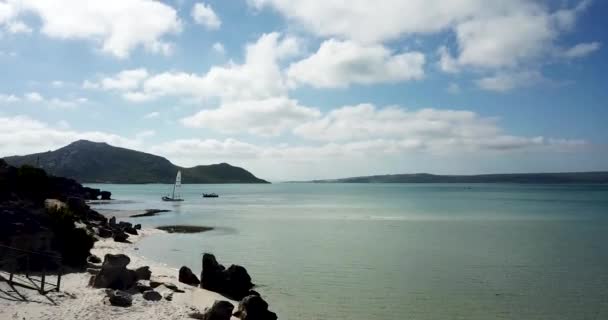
[40,267,45,294]
[56,267,62,292]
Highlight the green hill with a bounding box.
[3,140,268,184]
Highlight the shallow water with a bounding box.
[88,183,608,320]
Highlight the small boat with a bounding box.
[202,193,219,198]
[162,171,184,202]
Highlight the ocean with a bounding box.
[87,183,608,320]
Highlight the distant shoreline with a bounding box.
[290,171,608,184]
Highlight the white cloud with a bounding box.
[0,115,147,156]
[6,20,32,34]
[143,111,160,119]
[1,0,182,58]
[287,39,425,88]
[561,41,601,58]
[99,68,149,91]
[212,42,225,54]
[181,97,321,136]
[22,91,87,108]
[25,92,44,102]
[475,71,544,92]
[122,32,300,103]
[0,93,20,103]
[192,2,221,30]
[51,81,64,88]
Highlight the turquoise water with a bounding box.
[88,183,608,320]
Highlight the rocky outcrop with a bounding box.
[233,295,277,320]
[179,266,200,286]
[100,191,112,200]
[200,253,254,300]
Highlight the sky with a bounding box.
[0,0,607,181]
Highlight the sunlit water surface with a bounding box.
[88,183,608,320]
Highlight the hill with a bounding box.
[3,140,268,184]
[309,172,608,184]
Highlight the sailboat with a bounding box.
[162,170,184,202]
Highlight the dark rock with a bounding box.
[131,209,171,218]
[124,226,138,235]
[135,280,152,293]
[93,254,137,290]
[66,197,89,215]
[164,292,174,301]
[83,187,101,200]
[225,265,253,299]
[233,295,277,320]
[201,253,226,292]
[88,275,96,287]
[87,254,102,264]
[179,266,200,286]
[109,216,116,226]
[158,225,213,233]
[150,280,163,288]
[113,230,129,243]
[107,290,132,307]
[201,300,234,320]
[248,290,260,297]
[100,191,111,200]
[142,290,162,301]
[118,221,132,229]
[200,253,253,300]
[87,268,100,275]
[135,266,151,280]
[97,227,113,238]
[134,224,141,230]
[163,282,185,293]
[189,312,205,320]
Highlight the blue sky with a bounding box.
[0,0,606,181]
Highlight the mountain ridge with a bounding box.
[305,172,608,184]
[3,140,269,184]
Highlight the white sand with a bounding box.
[0,228,237,320]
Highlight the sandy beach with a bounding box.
[0,227,237,320]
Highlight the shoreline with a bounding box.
[0,226,239,320]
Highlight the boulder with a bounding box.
[142,290,162,301]
[118,221,132,229]
[150,280,163,288]
[107,290,132,307]
[134,224,142,230]
[233,295,277,320]
[135,266,151,280]
[93,254,137,290]
[201,300,235,320]
[225,265,253,299]
[113,230,129,243]
[200,253,253,300]
[201,253,226,292]
[109,216,116,226]
[97,227,113,238]
[124,226,138,235]
[100,191,112,200]
[179,266,200,286]
[86,268,100,275]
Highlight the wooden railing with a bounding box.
[0,244,63,294]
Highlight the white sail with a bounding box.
[173,170,182,199]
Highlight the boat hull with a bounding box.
[162,196,184,202]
